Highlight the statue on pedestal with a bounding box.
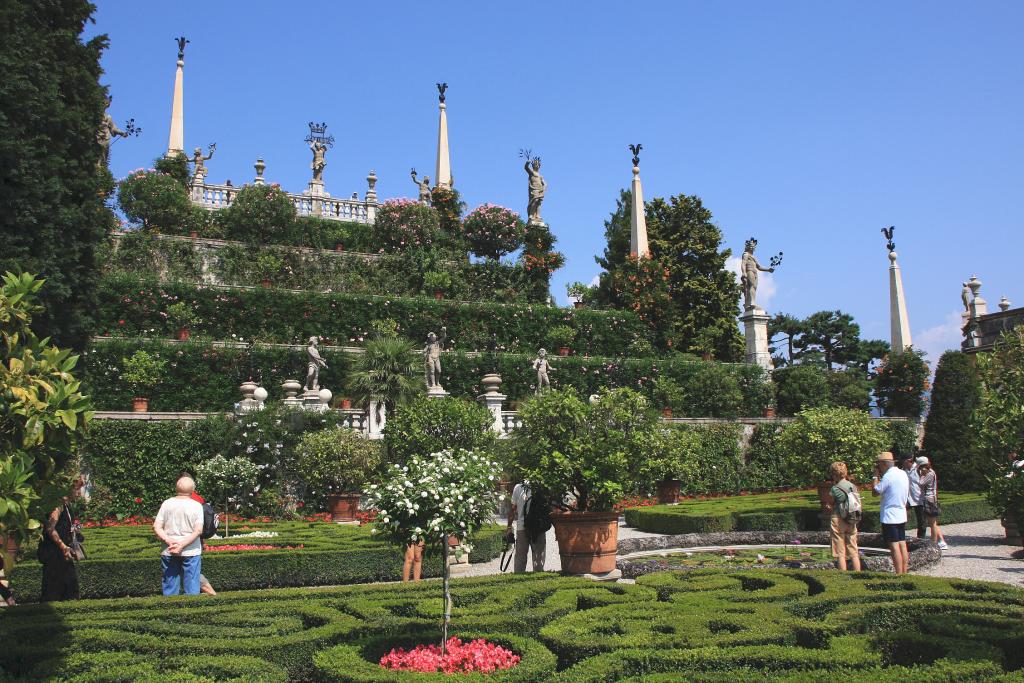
[310,140,327,183]
[306,336,327,391]
[961,281,971,313]
[520,150,546,225]
[532,348,552,394]
[190,143,216,181]
[423,327,447,390]
[410,168,432,202]
[740,238,780,311]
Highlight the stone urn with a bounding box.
[481,373,503,396]
[240,380,259,403]
[281,379,302,400]
[551,511,619,575]
[656,479,681,505]
[327,493,361,522]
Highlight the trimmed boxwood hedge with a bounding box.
[93,275,649,356]
[80,338,771,412]
[624,491,995,534]
[9,522,505,602]
[2,569,1021,681]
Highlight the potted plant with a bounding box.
[566,281,590,309]
[510,388,653,575]
[423,270,452,300]
[634,427,700,505]
[254,252,283,289]
[988,463,1024,548]
[296,427,381,522]
[166,301,199,341]
[546,325,575,357]
[651,377,684,419]
[120,349,167,412]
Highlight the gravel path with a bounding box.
[459,518,1024,587]
[914,518,1024,587]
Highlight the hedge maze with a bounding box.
[3,570,1023,681]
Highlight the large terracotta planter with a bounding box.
[327,493,361,522]
[551,511,619,575]
[763,406,776,418]
[656,479,681,505]
[339,398,353,410]
[132,396,150,413]
[1003,517,1022,546]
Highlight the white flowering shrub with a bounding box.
[196,455,262,527]
[364,449,502,546]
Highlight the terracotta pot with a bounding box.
[327,493,361,522]
[434,291,443,300]
[558,347,570,357]
[260,278,272,289]
[189,230,199,238]
[661,407,673,418]
[763,406,776,418]
[132,396,150,413]
[701,352,713,361]
[177,328,191,342]
[340,398,352,410]
[3,534,19,557]
[573,301,583,309]
[1002,517,1022,546]
[334,243,345,252]
[551,511,619,575]
[656,479,681,505]
[448,534,460,547]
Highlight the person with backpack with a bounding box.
[827,462,861,571]
[153,476,205,595]
[507,481,550,573]
[181,471,219,595]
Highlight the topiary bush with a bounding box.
[777,407,887,485]
[372,199,440,251]
[219,184,299,245]
[463,204,527,260]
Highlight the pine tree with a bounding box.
[0,0,115,349]
[923,350,984,490]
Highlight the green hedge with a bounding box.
[2,569,1021,681]
[80,338,771,412]
[624,491,995,534]
[10,522,505,602]
[94,275,649,355]
[102,232,542,304]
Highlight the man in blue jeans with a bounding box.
[153,476,205,595]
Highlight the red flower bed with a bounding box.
[205,544,303,552]
[379,638,520,674]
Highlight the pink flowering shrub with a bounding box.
[379,638,520,673]
[205,544,302,552]
[463,204,526,260]
[372,199,440,251]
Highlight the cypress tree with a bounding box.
[923,350,983,490]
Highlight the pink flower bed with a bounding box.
[379,637,520,674]
[205,544,302,552]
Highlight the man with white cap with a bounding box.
[872,451,910,574]
[153,476,205,595]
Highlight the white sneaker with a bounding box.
[937,541,949,550]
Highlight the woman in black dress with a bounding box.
[38,477,85,602]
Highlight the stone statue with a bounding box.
[306,336,327,391]
[524,157,546,225]
[961,282,971,312]
[410,168,431,202]
[740,238,774,310]
[97,96,127,168]
[532,348,552,394]
[190,143,216,181]
[310,140,327,182]
[423,327,447,389]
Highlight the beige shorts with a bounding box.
[830,516,859,560]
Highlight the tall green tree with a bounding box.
[874,347,930,419]
[595,190,742,360]
[768,313,806,367]
[923,351,983,490]
[0,0,116,349]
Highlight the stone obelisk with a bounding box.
[629,144,650,258]
[166,37,187,158]
[882,226,912,353]
[434,83,451,189]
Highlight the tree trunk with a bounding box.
[441,539,451,654]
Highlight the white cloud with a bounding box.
[726,256,776,309]
[589,274,600,287]
[914,309,965,365]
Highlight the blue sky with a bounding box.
[90,1,1024,364]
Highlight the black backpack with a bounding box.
[200,502,220,539]
[523,487,552,542]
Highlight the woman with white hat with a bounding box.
[916,456,948,550]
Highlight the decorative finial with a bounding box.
[1000,295,1011,312]
[881,225,895,253]
[175,36,189,61]
[437,82,448,104]
[305,121,334,148]
[629,143,642,168]
[254,157,266,185]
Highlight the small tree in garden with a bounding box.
[777,406,887,486]
[774,364,831,416]
[384,397,495,464]
[120,349,166,399]
[219,184,299,245]
[165,301,199,335]
[429,185,467,253]
[294,427,381,509]
[924,351,983,489]
[118,169,193,233]
[347,336,421,424]
[874,347,929,419]
[364,449,502,652]
[372,199,441,252]
[975,329,1024,472]
[195,455,260,537]
[462,204,527,261]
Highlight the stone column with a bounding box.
[739,306,774,371]
[365,170,378,223]
[435,102,451,189]
[476,373,507,435]
[888,251,913,353]
[630,165,650,258]
[166,56,185,158]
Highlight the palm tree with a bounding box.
[346,336,421,425]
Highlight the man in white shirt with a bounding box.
[872,451,910,575]
[153,476,205,595]
[903,456,926,539]
[507,481,547,573]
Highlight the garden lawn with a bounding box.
[624,490,994,534]
[2,569,1023,681]
[9,521,504,602]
